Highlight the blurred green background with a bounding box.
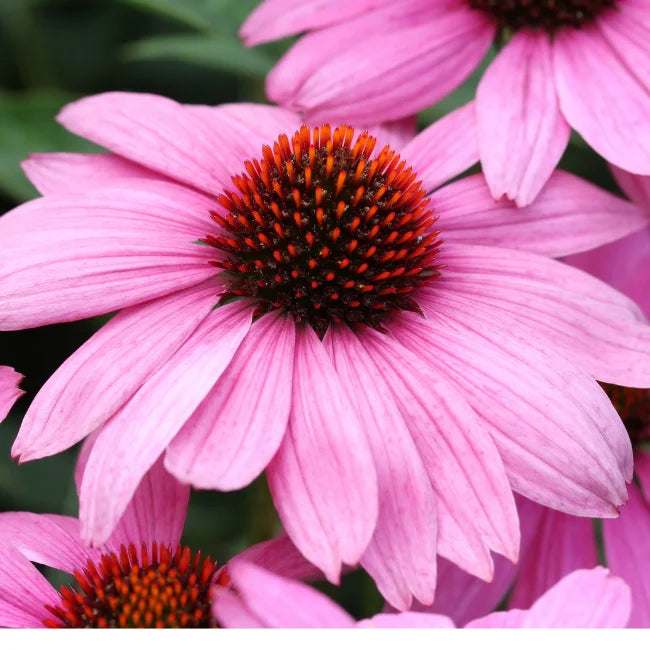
[0,0,620,618]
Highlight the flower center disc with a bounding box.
[44,543,224,628]
[602,383,650,445]
[469,0,617,32]
[205,125,442,335]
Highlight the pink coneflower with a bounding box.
[423,168,650,627]
[2,93,650,611]
[0,458,311,628]
[242,0,650,206]
[213,562,631,628]
[0,366,24,424]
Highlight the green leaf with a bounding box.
[0,91,101,202]
[123,34,273,77]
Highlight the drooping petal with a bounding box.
[213,561,355,628]
[359,612,455,628]
[477,31,570,207]
[401,102,479,192]
[361,328,519,580]
[266,326,378,583]
[79,300,253,545]
[165,311,295,490]
[467,568,631,628]
[267,5,494,124]
[13,281,219,461]
[0,541,59,628]
[0,366,23,424]
[603,478,650,627]
[393,312,631,516]
[610,164,650,208]
[435,171,648,257]
[0,179,217,330]
[554,25,650,175]
[21,153,162,195]
[103,457,190,554]
[325,326,438,610]
[420,243,650,387]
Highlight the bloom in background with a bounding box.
[419,168,650,628]
[2,93,650,611]
[213,562,631,628]
[0,457,311,628]
[242,0,650,206]
[0,366,23,424]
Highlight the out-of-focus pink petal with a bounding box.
[603,480,650,627]
[13,282,219,461]
[422,243,650,387]
[401,102,479,192]
[468,568,631,628]
[232,534,321,582]
[436,171,648,256]
[165,312,295,490]
[0,541,59,628]
[369,116,417,152]
[509,499,598,609]
[362,328,519,580]
[0,179,216,330]
[267,326,378,584]
[0,366,23,423]
[103,456,190,554]
[79,301,253,545]
[325,326,437,610]
[554,26,650,175]
[360,612,455,628]
[213,561,355,628]
[240,0,392,45]
[477,32,569,207]
[0,513,93,574]
[394,312,631,516]
[21,153,162,195]
[610,165,650,208]
[268,5,494,124]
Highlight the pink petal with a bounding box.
[165,311,295,490]
[603,479,650,627]
[267,326,378,583]
[610,164,650,207]
[359,612,455,628]
[468,567,631,628]
[401,102,479,192]
[0,366,24,423]
[0,179,217,330]
[477,31,570,207]
[0,513,93,574]
[0,541,59,628]
[13,281,219,461]
[103,456,190,554]
[79,300,253,545]
[325,326,437,610]
[361,327,519,580]
[232,533,321,582]
[21,153,162,195]
[421,243,650,387]
[267,5,494,124]
[394,311,631,516]
[509,499,598,609]
[240,0,392,45]
[213,561,355,628]
[436,171,648,256]
[554,25,650,175]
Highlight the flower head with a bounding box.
[3,94,650,611]
[242,0,650,206]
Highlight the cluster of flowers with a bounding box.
[1,0,650,628]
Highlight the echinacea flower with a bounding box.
[213,562,631,628]
[0,457,311,628]
[0,366,24,424]
[422,168,650,627]
[242,0,650,206]
[3,93,650,611]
